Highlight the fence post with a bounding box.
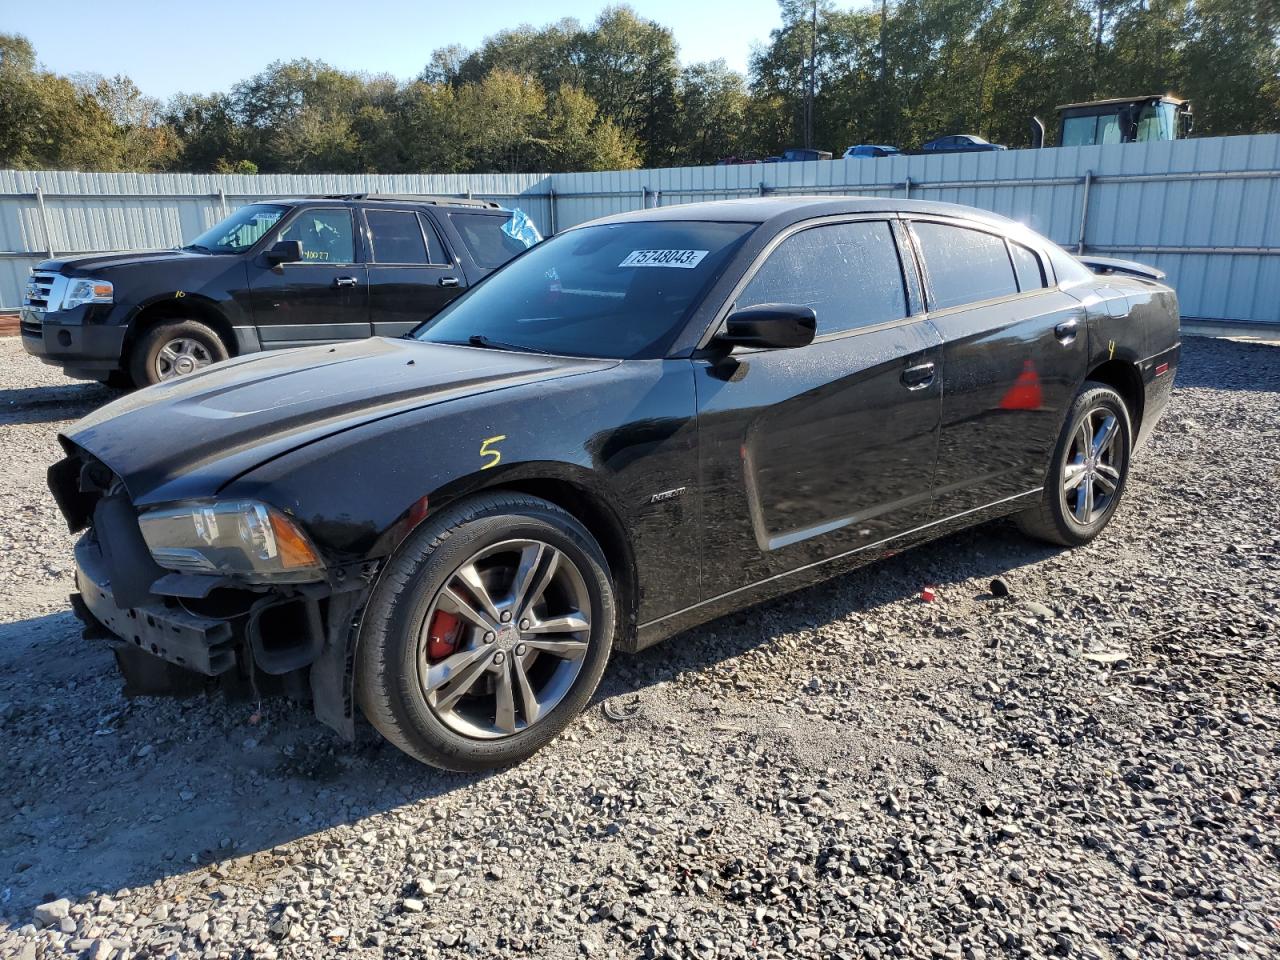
[654,190,662,208]
[547,185,557,235]
[1077,170,1093,254]
[216,187,229,219]
[903,176,912,199]
[34,187,55,258]
[759,181,766,196]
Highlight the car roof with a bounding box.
[574,196,1020,233]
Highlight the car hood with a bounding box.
[38,249,222,274]
[62,337,615,505]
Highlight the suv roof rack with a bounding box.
[326,193,503,209]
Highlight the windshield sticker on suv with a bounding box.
[618,249,709,269]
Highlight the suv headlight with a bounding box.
[138,500,324,583]
[63,278,113,309]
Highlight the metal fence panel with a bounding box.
[3,134,1279,322]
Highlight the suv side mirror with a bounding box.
[716,303,817,349]
[266,240,303,265]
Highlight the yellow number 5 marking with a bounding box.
[480,435,506,470]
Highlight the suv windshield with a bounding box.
[416,220,755,359]
[186,203,289,254]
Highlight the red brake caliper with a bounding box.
[426,609,461,661]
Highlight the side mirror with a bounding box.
[265,240,303,265]
[716,303,817,350]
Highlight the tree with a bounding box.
[1182,0,1280,136]
[541,83,641,170]
[674,60,750,165]
[0,34,121,169]
[577,6,682,165]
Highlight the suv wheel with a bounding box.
[130,319,228,386]
[356,493,616,771]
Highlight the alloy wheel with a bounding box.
[1061,405,1123,525]
[416,539,592,740]
[155,337,214,380]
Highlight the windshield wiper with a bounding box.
[181,243,213,254]
[465,334,552,355]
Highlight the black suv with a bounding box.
[21,195,535,387]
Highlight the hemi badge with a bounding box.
[649,487,686,504]
[1155,362,1169,376]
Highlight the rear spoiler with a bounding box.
[1076,255,1166,282]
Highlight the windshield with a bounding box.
[415,220,755,359]
[186,203,289,254]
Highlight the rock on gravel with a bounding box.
[1,335,1278,959]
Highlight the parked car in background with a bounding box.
[921,134,1008,153]
[781,148,834,162]
[21,195,539,388]
[843,144,901,159]
[52,196,1180,771]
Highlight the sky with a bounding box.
[3,0,784,100]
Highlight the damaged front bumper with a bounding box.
[75,534,238,678]
[54,430,382,739]
[70,531,378,738]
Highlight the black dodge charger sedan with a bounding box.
[50,197,1180,770]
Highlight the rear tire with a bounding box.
[1016,381,1132,547]
[128,319,228,387]
[356,493,616,771]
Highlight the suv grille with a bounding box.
[24,272,58,311]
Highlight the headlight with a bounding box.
[138,500,324,583]
[63,278,113,309]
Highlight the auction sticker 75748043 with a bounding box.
[618,249,709,269]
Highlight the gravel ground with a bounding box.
[1,335,1277,960]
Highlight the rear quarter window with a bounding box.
[448,212,530,269]
[1010,242,1047,291]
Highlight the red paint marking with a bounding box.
[1155,362,1169,376]
[999,359,1043,410]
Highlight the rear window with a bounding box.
[448,212,530,268]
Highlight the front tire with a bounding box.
[1016,381,1132,547]
[356,493,616,771]
[129,319,228,386]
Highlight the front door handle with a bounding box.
[1054,317,1080,343]
[901,362,936,389]
[438,276,460,288]
[333,276,359,288]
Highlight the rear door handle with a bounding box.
[438,277,460,288]
[333,276,358,288]
[901,362,936,389]
[1054,317,1080,342]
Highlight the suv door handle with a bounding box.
[438,277,460,287]
[333,276,359,288]
[901,362,936,389]
[1054,317,1080,342]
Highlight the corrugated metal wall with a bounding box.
[4,133,1279,322]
